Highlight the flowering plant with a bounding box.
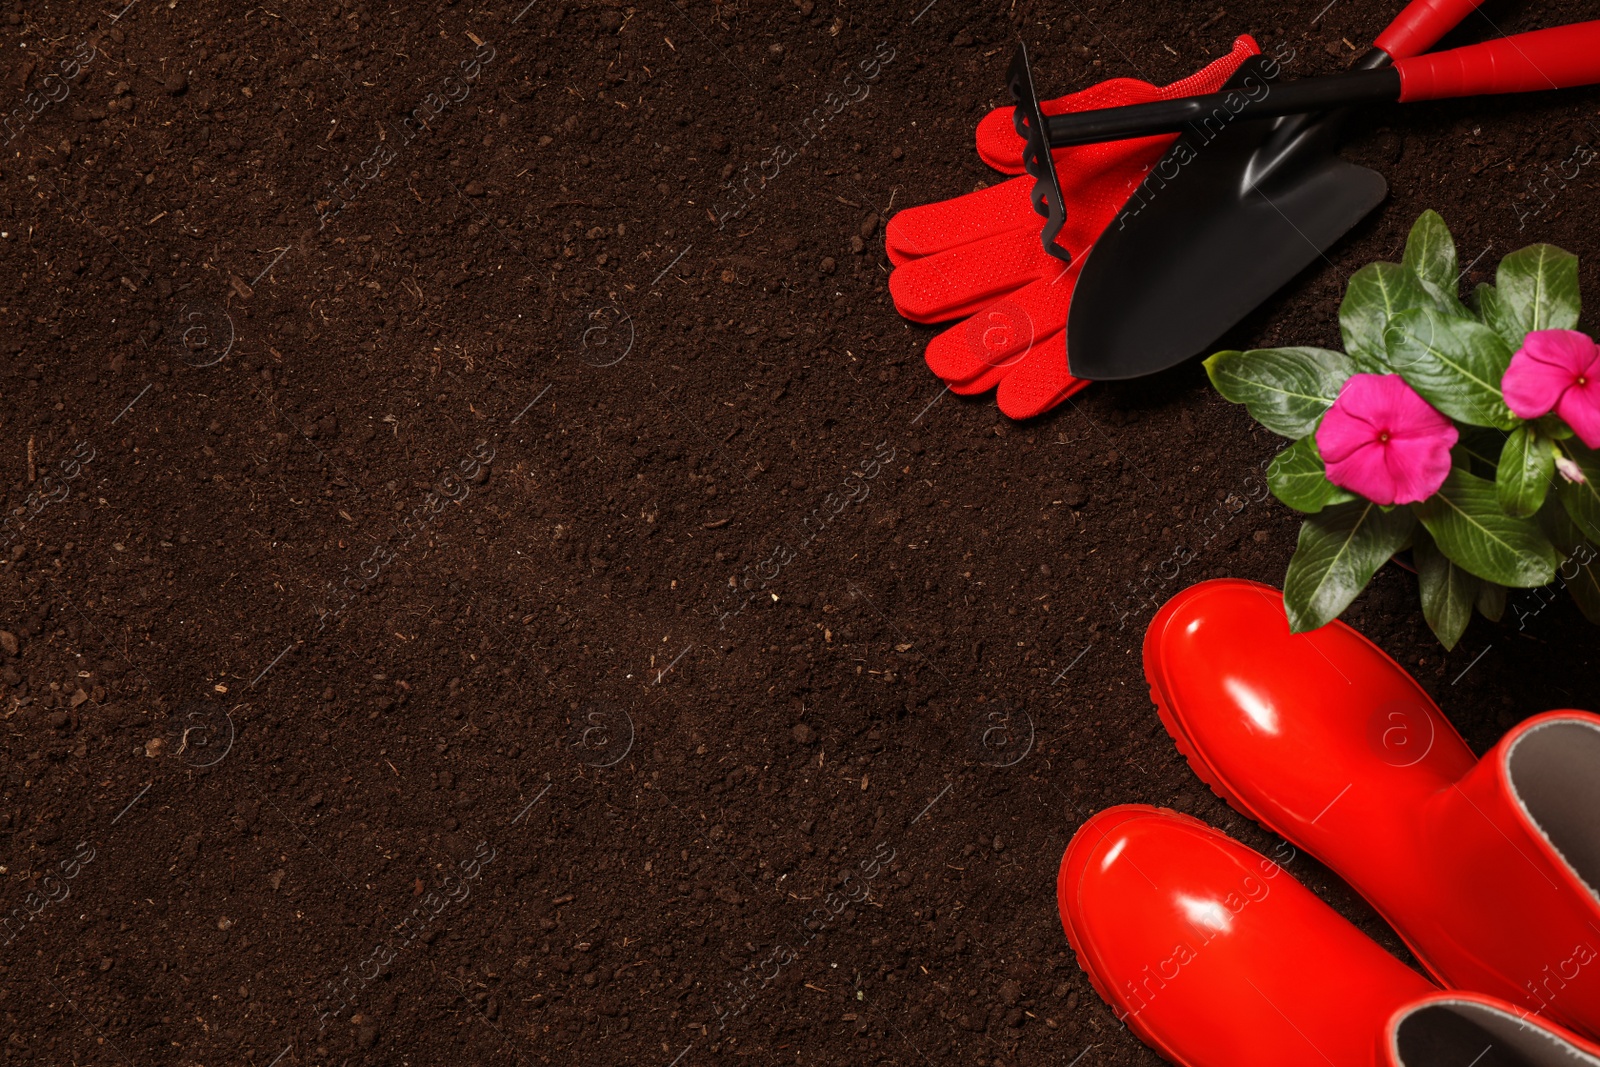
[1207,211,1600,648]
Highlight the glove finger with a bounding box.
[889,226,1054,325]
[995,337,1093,420]
[921,267,1075,381]
[949,363,1009,395]
[976,36,1261,173]
[884,176,1038,263]
[892,124,1171,326]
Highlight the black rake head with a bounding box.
[1007,43,1072,264]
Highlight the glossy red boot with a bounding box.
[1060,805,1435,1066]
[1380,992,1600,1067]
[1145,579,1600,1036]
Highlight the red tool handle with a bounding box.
[1396,20,1600,101]
[1375,0,1487,59]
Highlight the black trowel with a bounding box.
[1066,49,1392,381]
[1006,0,1496,380]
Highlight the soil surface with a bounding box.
[0,0,1595,1064]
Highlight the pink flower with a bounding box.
[1502,329,1600,448]
[1316,374,1458,505]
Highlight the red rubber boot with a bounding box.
[1061,808,1600,1067]
[1380,993,1600,1067]
[1060,805,1435,1066]
[1144,579,1600,1037]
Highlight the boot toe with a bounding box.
[1061,805,1431,1067]
[1144,579,1475,847]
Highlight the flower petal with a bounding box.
[1385,394,1456,442]
[1350,375,1414,430]
[1382,423,1457,504]
[1520,328,1595,368]
[1316,373,1456,504]
[1503,329,1596,420]
[1316,398,1377,465]
[1556,376,1600,449]
[1325,441,1402,505]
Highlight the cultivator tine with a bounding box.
[1007,44,1072,264]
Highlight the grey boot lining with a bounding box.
[1393,1000,1600,1067]
[1505,719,1600,906]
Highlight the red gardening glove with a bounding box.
[887,37,1259,419]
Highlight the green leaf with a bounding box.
[1268,436,1356,514]
[1404,211,1458,294]
[1540,502,1600,625]
[1413,526,1478,650]
[1422,281,1473,320]
[1556,438,1600,543]
[1540,497,1584,551]
[1474,283,1527,351]
[1496,243,1581,336]
[1535,414,1576,441]
[1384,306,1516,429]
[1203,347,1355,439]
[1476,580,1507,622]
[1495,423,1554,518]
[1404,210,1470,318]
[1470,281,1499,316]
[1414,467,1561,586]
[1340,262,1437,373]
[1283,501,1416,632]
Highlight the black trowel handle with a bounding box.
[1044,19,1600,149]
[1042,68,1402,148]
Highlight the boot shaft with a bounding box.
[1382,995,1600,1067]
[1409,714,1600,1033]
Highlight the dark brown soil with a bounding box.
[0,0,1595,1064]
